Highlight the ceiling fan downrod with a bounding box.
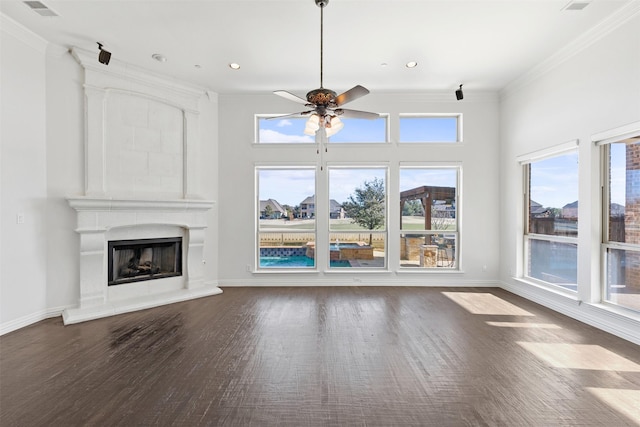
[316,0,327,89]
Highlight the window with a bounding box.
[256,116,388,144]
[399,167,459,268]
[399,115,462,143]
[326,117,388,143]
[601,137,640,312]
[257,117,314,144]
[257,168,316,269]
[523,148,579,290]
[328,167,387,268]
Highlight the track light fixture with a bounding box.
[455,84,464,101]
[97,42,111,65]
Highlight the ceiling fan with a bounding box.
[271,0,379,137]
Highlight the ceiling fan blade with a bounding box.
[274,90,309,105]
[266,111,314,120]
[334,85,370,106]
[334,108,379,120]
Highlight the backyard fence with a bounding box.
[260,233,386,249]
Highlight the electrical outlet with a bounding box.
[246,264,252,272]
[16,214,24,224]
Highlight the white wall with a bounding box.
[1,17,220,333]
[45,46,84,313]
[499,9,640,343]
[1,16,49,331]
[217,91,501,286]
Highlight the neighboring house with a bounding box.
[300,196,344,219]
[329,199,346,219]
[530,200,552,217]
[562,200,579,219]
[611,202,625,217]
[562,201,624,218]
[260,199,286,219]
[300,196,315,218]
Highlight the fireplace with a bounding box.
[108,237,182,285]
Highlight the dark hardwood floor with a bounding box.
[1,287,639,426]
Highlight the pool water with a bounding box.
[260,256,314,268]
[260,256,351,268]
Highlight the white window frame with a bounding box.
[518,140,579,291]
[255,165,318,271]
[326,164,389,270]
[398,165,461,270]
[594,121,640,312]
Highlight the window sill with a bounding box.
[513,276,578,298]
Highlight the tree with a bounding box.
[342,177,385,245]
[263,205,273,219]
[402,199,423,216]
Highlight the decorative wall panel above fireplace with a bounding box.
[64,48,220,324]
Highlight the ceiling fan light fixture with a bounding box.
[270,0,378,134]
[325,116,344,137]
[304,114,321,135]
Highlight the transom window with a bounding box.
[256,116,388,144]
[399,114,462,143]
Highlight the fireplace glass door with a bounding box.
[108,237,182,285]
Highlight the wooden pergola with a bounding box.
[400,186,456,230]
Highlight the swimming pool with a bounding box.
[259,256,351,268]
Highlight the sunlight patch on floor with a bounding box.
[442,292,534,316]
[486,321,561,329]
[587,388,640,426]
[518,342,640,371]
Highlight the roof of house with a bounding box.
[260,199,285,213]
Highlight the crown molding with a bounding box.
[0,13,48,53]
[501,1,640,99]
[70,46,211,100]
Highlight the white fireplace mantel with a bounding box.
[64,48,221,324]
[63,197,221,324]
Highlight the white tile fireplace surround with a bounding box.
[63,48,221,324]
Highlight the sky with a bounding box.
[530,148,626,209]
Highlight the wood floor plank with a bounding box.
[1,287,639,426]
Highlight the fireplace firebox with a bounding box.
[108,237,182,286]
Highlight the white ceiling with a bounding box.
[0,0,631,95]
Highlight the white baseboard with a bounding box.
[500,280,640,345]
[219,278,499,287]
[0,305,70,336]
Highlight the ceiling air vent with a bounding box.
[23,1,59,17]
[562,1,591,11]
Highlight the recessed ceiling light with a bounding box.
[23,1,59,17]
[152,53,167,63]
[406,61,418,68]
[229,63,241,70]
[194,64,202,69]
[380,62,388,67]
[562,0,591,11]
